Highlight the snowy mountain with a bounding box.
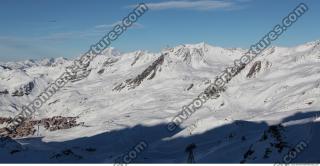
[0,41,320,163]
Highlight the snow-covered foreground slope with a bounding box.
[0,41,320,163]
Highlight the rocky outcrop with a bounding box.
[241,124,290,163]
[173,47,207,66]
[11,81,35,97]
[246,61,261,78]
[113,54,165,91]
[103,58,118,67]
[175,47,191,63]
[66,58,91,83]
[97,58,119,75]
[0,65,12,70]
[50,148,83,160]
[131,51,144,66]
[0,89,9,95]
[97,69,105,74]
[186,84,194,91]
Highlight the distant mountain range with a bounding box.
[0,41,320,163]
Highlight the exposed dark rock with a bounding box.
[247,61,262,78]
[9,104,19,112]
[203,85,220,99]
[48,99,60,106]
[113,54,165,91]
[0,89,9,95]
[51,149,83,160]
[306,101,314,105]
[174,47,205,64]
[11,81,35,97]
[241,124,292,163]
[241,145,255,163]
[97,69,105,74]
[66,58,92,83]
[85,148,96,152]
[131,51,144,66]
[267,125,288,153]
[186,84,194,91]
[69,69,91,83]
[103,58,118,67]
[259,131,268,142]
[11,90,24,97]
[0,65,12,70]
[244,148,254,159]
[10,149,21,154]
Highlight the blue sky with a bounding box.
[0,0,319,61]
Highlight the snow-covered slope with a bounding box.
[0,41,320,163]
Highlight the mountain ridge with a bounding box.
[0,40,320,163]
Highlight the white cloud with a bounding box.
[130,0,239,11]
[95,21,144,30]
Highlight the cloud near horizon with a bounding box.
[129,0,243,11]
[95,21,144,30]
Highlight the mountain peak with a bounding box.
[101,47,121,57]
